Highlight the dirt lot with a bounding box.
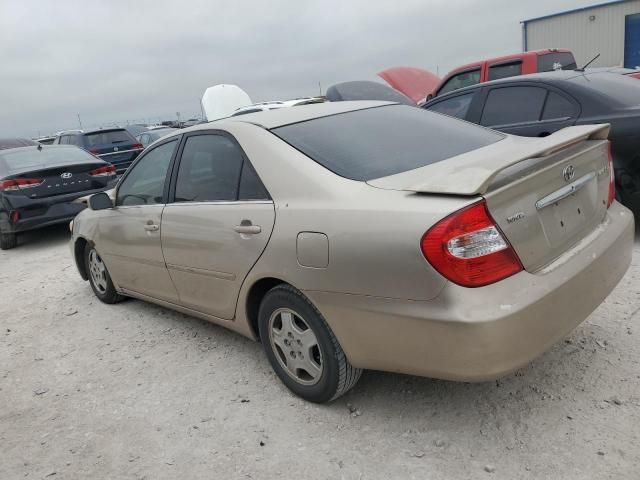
[1,224,639,480]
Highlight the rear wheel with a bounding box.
[0,232,17,250]
[84,244,124,304]
[258,284,362,403]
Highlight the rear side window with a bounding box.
[481,86,547,126]
[427,93,474,119]
[488,62,522,80]
[175,135,244,202]
[84,130,134,147]
[272,105,504,181]
[438,69,481,96]
[541,92,575,120]
[538,52,577,71]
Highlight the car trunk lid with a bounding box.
[369,124,612,272]
[1,161,113,199]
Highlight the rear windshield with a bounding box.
[538,52,577,71]
[271,105,504,181]
[84,129,134,147]
[0,146,95,176]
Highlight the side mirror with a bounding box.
[88,192,113,210]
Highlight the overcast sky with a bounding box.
[0,0,594,137]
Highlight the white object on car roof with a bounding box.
[201,84,252,121]
[231,97,325,116]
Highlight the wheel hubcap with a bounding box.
[88,249,108,295]
[268,308,323,385]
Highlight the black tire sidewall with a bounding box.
[258,286,340,403]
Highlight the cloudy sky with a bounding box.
[1,0,595,137]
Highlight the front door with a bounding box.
[161,132,275,319]
[97,139,179,302]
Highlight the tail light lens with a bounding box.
[132,143,144,150]
[607,143,615,208]
[0,178,44,191]
[89,148,100,155]
[421,201,523,288]
[89,165,116,177]
[10,211,20,224]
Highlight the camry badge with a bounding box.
[563,165,575,182]
[61,172,72,179]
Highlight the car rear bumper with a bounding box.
[305,202,635,381]
[1,186,111,234]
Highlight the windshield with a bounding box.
[272,105,504,181]
[0,146,97,176]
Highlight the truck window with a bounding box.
[488,62,522,80]
[538,52,577,71]
[437,69,481,96]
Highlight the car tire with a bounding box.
[0,232,17,250]
[258,284,362,403]
[84,244,124,304]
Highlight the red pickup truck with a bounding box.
[380,49,580,104]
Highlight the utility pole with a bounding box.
[77,113,83,130]
[318,81,322,96]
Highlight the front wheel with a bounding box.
[258,284,362,403]
[84,244,124,304]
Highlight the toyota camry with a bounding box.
[70,101,634,402]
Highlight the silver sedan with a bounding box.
[70,101,634,402]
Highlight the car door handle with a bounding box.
[144,223,159,232]
[234,224,261,234]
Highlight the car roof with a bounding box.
[445,48,573,76]
[83,128,127,135]
[0,138,38,150]
[427,69,625,102]
[179,100,395,131]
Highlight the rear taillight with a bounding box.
[89,148,100,155]
[89,164,116,177]
[132,143,144,150]
[0,178,44,192]
[10,211,20,224]
[607,143,615,208]
[421,200,523,288]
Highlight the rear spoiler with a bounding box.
[367,124,610,196]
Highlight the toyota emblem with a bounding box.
[114,146,119,152]
[61,172,72,179]
[562,165,575,182]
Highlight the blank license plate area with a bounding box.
[537,176,599,247]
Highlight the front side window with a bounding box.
[480,86,547,126]
[488,62,522,81]
[116,140,176,206]
[427,93,474,119]
[437,69,481,96]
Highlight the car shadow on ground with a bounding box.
[15,223,71,251]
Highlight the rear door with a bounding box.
[95,139,179,302]
[160,131,275,319]
[479,84,578,137]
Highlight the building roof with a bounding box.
[522,0,634,24]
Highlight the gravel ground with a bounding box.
[1,224,639,480]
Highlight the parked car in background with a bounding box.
[54,128,143,174]
[71,101,632,402]
[0,143,116,249]
[0,138,37,150]
[180,118,204,128]
[35,136,56,145]
[136,127,178,147]
[124,124,149,137]
[380,49,578,103]
[231,97,325,116]
[422,70,640,212]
